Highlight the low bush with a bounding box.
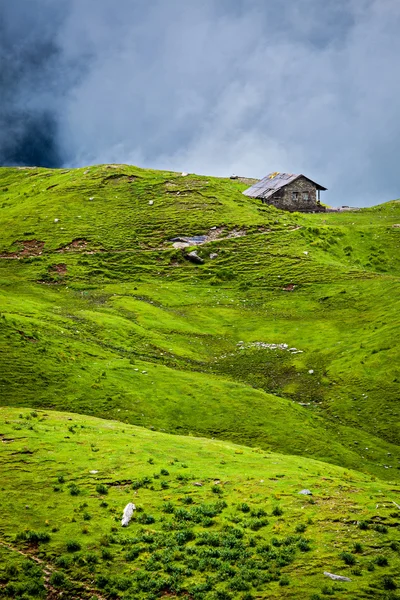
[272,506,283,516]
[340,551,356,566]
[50,571,66,587]
[66,540,81,552]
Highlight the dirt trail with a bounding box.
[0,539,106,600]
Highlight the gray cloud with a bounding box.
[2,0,400,206]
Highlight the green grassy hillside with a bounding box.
[0,407,399,600]
[0,164,399,599]
[0,165,399,477]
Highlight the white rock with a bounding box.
[324,572,351,582]
[89,197,94,200]
[181,172,188,177]
[149,200,154,205]
[90,470,98,474]
[54,218,59,223]
[121,502,136,527]
[303,251,308,255]
[308,369,314,374]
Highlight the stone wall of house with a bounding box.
[263,176,324,212]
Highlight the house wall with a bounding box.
[263,176,323,212]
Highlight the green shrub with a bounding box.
[125,547,140,561]
[211,485,223,495]
[237,503,250,513]
[96,483,108,495]
[86,552,98,564]
[390,541,400,551]
[50,571,66,587]
[374,524,388,534]
[68,484,80,496]
[66,540,81,552]
[340,551,356,565]
[375,555,388,566]
[279,576,290,586]
[295,523,307,533]
[353,542,363,553]
[101,548,113,560]
[16,530,51,544]
[382,576,397,590]
[162,501,175,514]
[358,520,369,530]
[137,513,155,525]
[272,506,283,516]
[55,555,71,568]
[182,496,193,505]
[160,469,169,476]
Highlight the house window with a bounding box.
[303,192,309,201]
[292,191,299,201]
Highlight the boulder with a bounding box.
[298,489,313,495]
[324,572,351,582]
[186,251,204,265]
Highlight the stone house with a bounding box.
[242,172,327,212]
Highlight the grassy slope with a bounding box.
[0,407,399,600]
[0,165,399,482]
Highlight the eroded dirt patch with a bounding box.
[0,240,45,259]
[56,238,88,252]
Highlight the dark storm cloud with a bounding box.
[1,0,400,206]
[0,2,65,166]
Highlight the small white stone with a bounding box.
[303,251,308,255]
[149,200,154,205]
[54,218,59,223]
[308,369,314,374]
[89,197,94,200]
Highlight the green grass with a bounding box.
[0,164,399,597]
[0,407,399,599]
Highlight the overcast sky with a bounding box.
[1,0,400,206]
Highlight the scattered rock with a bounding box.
[173,242,190,249]
[186,251,204,265]
[193,482,203,487]
[283,283,296,292]
[89,197,94,200]
[210,253,218,259]
[149,200,154,205]
[54,218,59,223]
[90,470,99,474]
[181,172,188,177]
[303,251,308,255]
[121,502,136,527]
[308,369,314,374]
[392,224,400,228]
[298,489,313,495]
[324,572,351,582]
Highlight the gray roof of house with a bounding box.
[243,173,327,200]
